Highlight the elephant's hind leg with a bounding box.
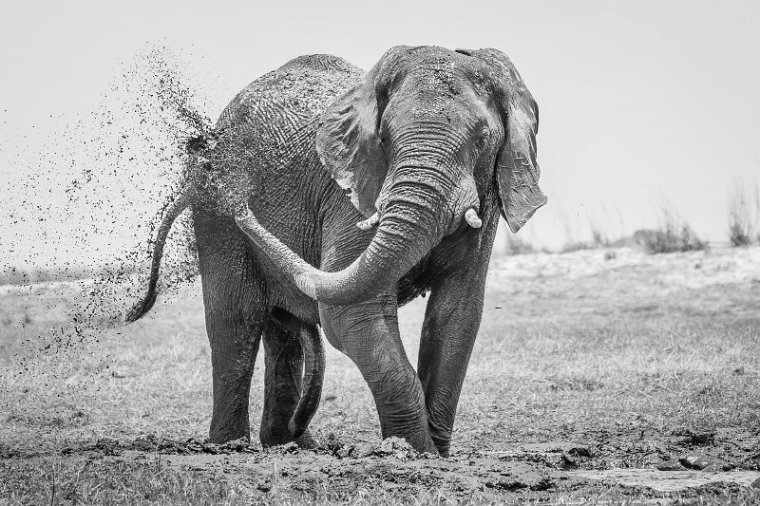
[194,210,267,443]
[260,309,321,448]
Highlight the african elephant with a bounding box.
[127,45,546,456]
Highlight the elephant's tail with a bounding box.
[125,189,192,323]
[289,324,326,439]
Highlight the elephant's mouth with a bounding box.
[356,212,381,231]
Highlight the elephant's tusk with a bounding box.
[356,212,380,231]
[465,208,482,229]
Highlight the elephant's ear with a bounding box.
[459,48,547,233]
[315,72,388,217]
[496,89,547,232]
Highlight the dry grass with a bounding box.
[473,249,760,442]
[0,458,234,505]
[504,234,536,255]
[728,180,760,247]
[634,209,707,254]
[8,456,759,506]
[2,246,760,503]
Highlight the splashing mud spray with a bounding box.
[1,43,219,391]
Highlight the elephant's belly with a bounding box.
[397,260,433,307]
[268,268,428,323]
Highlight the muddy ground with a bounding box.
[2,246,760,504]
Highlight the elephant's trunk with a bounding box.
[235,165,458,306]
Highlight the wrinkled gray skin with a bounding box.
[128,46,546,456]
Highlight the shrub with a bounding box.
[729,222,752,247]
[589,220,612,248]
[560,221,622,253]
[727,181,758,247]
[633,210,707,254]
[560,240,592,253]
[505,234,536,255]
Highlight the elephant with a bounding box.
[127,45,546,456]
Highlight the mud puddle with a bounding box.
[574,468,760,493]
[5,435,760,503]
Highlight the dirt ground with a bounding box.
[2,246,760,504]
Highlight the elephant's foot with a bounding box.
[295,429,318,449]
[431,437,451,457]
[208,419,251,445]
[208,376,256,444]
[396,432,438,456]
[259,421,293,447]
[380,413,438,455]
[426,414,455,457]
[260,424,317,448]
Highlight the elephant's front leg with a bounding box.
[418,261,490,456]
[319,296,437,454]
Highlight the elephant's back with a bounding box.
[216,55,363,131]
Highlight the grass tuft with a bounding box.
[505,234,536,255]
[728,180,759,247]
[634,209,707,254]
[0,459,237,506]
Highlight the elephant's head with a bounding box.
[236,46,546,304]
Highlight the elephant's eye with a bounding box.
[474,126,491,149]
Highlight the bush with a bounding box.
[633,211,707,254]
[560,222,622,253]
[505,234,535,255]
[560,240,592,253]
[589,221,612,248]
[727,181,758,247]
[729,222,752,247]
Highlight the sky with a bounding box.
[1,0,759,270]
